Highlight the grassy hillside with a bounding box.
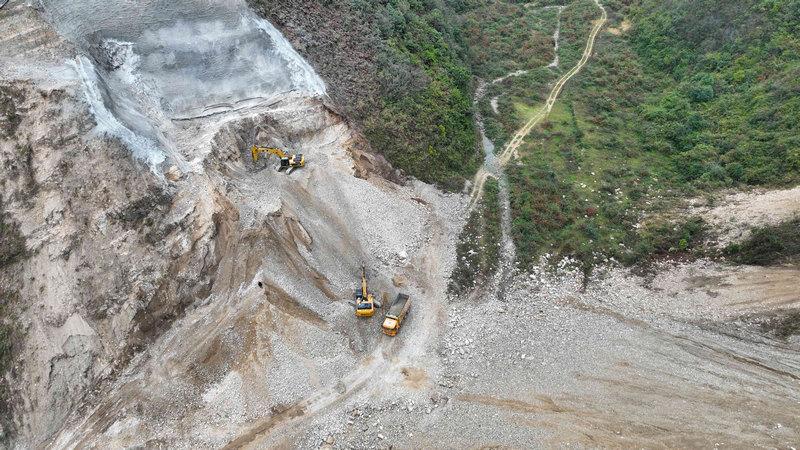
[461,0,600,151]
[250,0,481,190]
[485,0,800,271]
[631,0,800,187]
[446,0,557,79]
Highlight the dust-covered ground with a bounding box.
[1,0,799,448]
[689,186,800,246]
[223,256,799,449]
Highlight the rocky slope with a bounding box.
[1,1,799,448]
[0,1,462,446]
[0,79,218,446]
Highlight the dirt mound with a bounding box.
[690,186,800,245]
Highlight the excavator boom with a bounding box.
[251,145,287,162]
[361,266,369,298]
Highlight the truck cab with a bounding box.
[381,316,400,336]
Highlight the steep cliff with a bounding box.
[0,79,222,445]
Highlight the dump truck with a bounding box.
[382,293,411,336]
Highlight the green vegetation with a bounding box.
[757,310,800,339]
[477,0,800,190]
[480,68,554,150]
[0,203,26,270]
[630,0,800,187]
[447,0,556,79]
[725,218,800,266]
[451,0,601,152]
[557,0,601,69]
[366,1,483,189]
[449,178,502,294]
[508,149,706,271]
[353,0,486,190]
[504,11,709,271]
[466,0,800,271]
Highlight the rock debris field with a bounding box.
[0,0,798,448]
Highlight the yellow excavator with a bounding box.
[251,145,305,173]
[353,266,379,317]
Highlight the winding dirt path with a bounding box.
[468,0,607,211]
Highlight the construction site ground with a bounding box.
[1,0,799,448]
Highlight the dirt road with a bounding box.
[468,0,608,211]
[216,207,457,449]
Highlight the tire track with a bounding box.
[221,212,453,449]
[468,0,607,211]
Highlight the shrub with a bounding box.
[725,218,800,266]
[449,178,502,294]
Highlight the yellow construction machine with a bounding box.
[382,293,411,336]
[354,266,377,317]
[251,145,305,173]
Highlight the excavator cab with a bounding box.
[356,300,375,315]
[354,266,376,317]
[280,154,305,173]
[355,291,375,317]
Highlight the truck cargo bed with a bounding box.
[387,293,410,317]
